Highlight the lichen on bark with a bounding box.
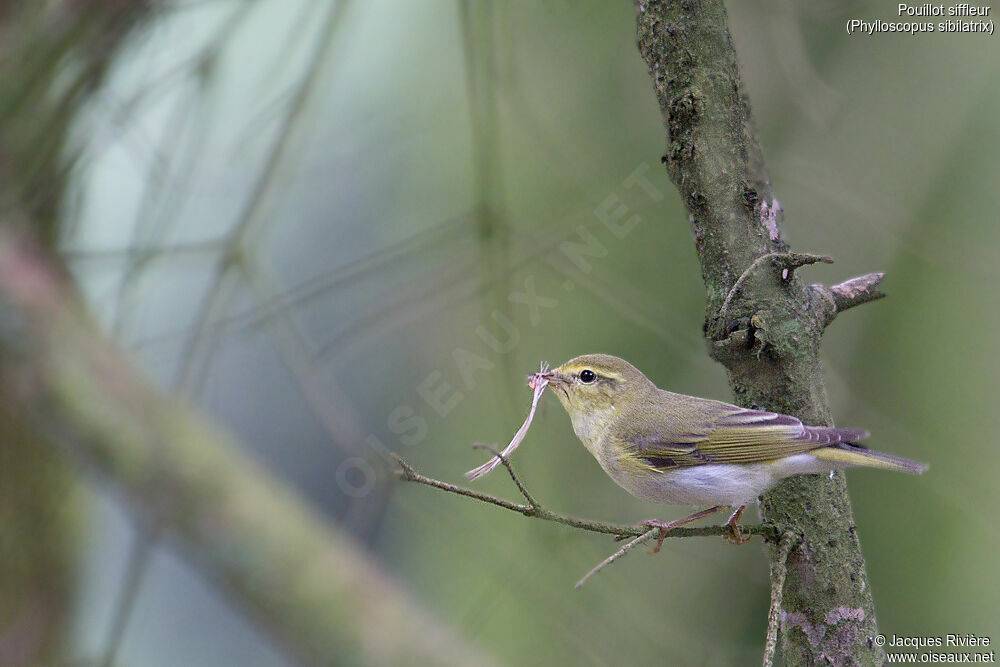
[634,1,885,663]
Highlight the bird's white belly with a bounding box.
[631,464,773,506]
[603,454,840,507]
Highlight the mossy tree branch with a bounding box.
[0,232,492,667]
[635,1,886,664]
[0,3,155,663]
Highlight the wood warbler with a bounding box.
[538,354,927,550]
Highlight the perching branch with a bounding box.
[635,1,887,663]
[392,452,775,586]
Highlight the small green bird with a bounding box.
[539,354,927,550]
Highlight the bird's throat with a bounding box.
[568,404,615,460]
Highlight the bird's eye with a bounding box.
[579,369,597,384]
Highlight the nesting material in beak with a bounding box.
[465,362,550,481]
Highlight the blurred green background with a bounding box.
[11,0,999,664]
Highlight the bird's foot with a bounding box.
[638,518,681,554]
[722,505,750,545]
[638,505,724,554]
[722,525,749,545]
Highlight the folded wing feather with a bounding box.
[633,407,869,470]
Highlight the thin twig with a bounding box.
[574,529,659,589]
[718,252,832,322]
[392,454,532,516]
[764,532,797,667]
[392,454,776,585]
[472,443,538,508]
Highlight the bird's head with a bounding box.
[538,354,655,430]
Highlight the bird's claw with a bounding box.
[723,523,750,545]
[638,519,674,554]
[722,504,750,545]
[637,506,726,553]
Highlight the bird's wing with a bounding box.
[631,406,869,470]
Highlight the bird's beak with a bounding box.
[525,364,569,392]
[538,371,568,386]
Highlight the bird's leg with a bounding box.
[639,506,723,554]
[722,505,750,545]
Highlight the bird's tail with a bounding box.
[812,443,928,475]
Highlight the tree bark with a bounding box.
[634,1,884,663]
